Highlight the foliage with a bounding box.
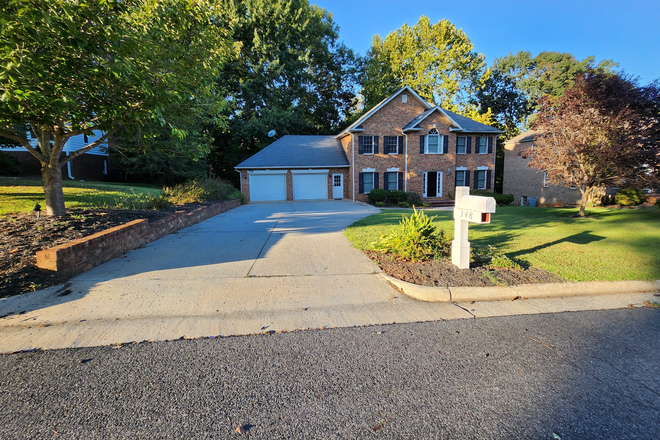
[476,51,618,136]
[600,195,616,206]
[163,178,241,204]
[360,16,490,119]
[345,206,660,282]
[526,70,660,217]
[489,255,524,270]
[471,190,514,206]
[0,151,21,176]
[376,201,386,207]
[208,0,361,184]
[0,0,234,215]
[387,190,409,204]
[145,194,172,210]
[367,188,390,204]
[397,201,410,208]
[615,188,647,206]
[110,149,210,186]
[371,208,450,261]
[407,192,423,207]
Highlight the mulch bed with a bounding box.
[365,250,564,288]
[0,203,213,298]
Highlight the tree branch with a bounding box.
[0,130,47,163]
[61,131,114,164]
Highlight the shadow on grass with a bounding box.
[508,230,606,259]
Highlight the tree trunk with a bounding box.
[578,186,592,217]
[41,162,67,216]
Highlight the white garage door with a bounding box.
[293,173,327,200]
[249,173,286,201]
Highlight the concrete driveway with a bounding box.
[0,201,471,352]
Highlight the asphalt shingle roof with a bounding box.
[505,130,539,144]
[403,107,503,134]
[235,135,349,169]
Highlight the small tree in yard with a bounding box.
[526,70,660,217]
[0,0,233,216]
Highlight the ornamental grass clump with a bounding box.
[371,208,450,261]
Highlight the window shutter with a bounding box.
[467,137,472,154]
[383,172,389,189]
[373,136,379,154]
[486,170,492,189]
[419,135,425,154]
[398,136,404,154]
[465,170,470,188]
[374,172,379,189]
[443,135,449,154]
[358,136,364,154]
[358,173,364,194]
[398,172,403,190]
[474,170,479,188]
[488,137,493,154]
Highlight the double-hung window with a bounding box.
[387,172,398,190]
[455,170,466,187]
[476,136,488,154]
[476,170,487,189]
[363,172,375,193]
[362,136,374,154]
[426,128,441,154]
[456,136,466,154]
[386,136,398,154]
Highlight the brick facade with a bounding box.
[239,168,349,203]
[2,150,109,181]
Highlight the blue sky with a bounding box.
[313,0,659,85]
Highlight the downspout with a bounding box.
[352,135,355,201]
[404,134,408,192]
[65,140,74,180]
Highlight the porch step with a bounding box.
[424,198,455,208]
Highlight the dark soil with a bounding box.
[0,203,213,298]
[365,250,564,288]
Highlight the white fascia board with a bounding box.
[247,170,288,175]
[336,86,432,139]
[290,169,329,174]
[237,165,348,170]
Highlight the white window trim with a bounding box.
[363,171,375,193]
[477,136,488,154]
[543,172,549,187]
[387,136,399,155]
[476,169,487,190]
[455,169,467,187]
[362,167,375,172]
[456,166,468,171]
[425,134,443,155]
[362,135,374,155]
[456,136,467,155]
[477,166,489,170]
[386,171,399,191]
[387,167,399,172]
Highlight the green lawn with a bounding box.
[0,178,162,215]
[345,206,660,282]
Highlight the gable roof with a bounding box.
[234,135,349,169]
[504,130,539,144]
[403,106,503,134]
[336,86,432,139]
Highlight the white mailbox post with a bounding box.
[451,186,497,269]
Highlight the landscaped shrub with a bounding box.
[397,201,410,208]
[407,192,423,207]
[371,208,450,261]
[471,190,514,206]
[367,188,389,204]
[145,194,172,210]
[600,194,616,206]
[376,201,386,207]
[164,178,241,204]
[0,151,21,176]
[387,190,409,204]
[615,188,647,206]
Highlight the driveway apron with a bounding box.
[0,201,470,352]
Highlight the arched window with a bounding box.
[428,128,439,135]
[426,128,441,153]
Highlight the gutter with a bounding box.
[352,134,355,201]
[404,134,408,192]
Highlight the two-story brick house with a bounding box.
[235,86,500,203]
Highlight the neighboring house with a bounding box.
[235,86,501,203]
[503,130,607,206]
[0,130,110,181]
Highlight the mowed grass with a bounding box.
[345,206,660,282]
[0,178,162,215]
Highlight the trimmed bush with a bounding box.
[367,188,389,204]
[164,177,241,204]
[471,190,514,206]
[397,201,410,208]
[371,208,450,261]
[600,194,616,206]
[615,188,647,206]
[387,190,409,204]
[407,192,423,207]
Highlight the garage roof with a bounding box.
[235,135,350,169]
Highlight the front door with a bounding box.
[332,173,343,199]
[424,171,443,198]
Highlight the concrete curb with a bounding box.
[379,273,660,302]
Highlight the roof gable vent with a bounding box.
[401,94,408,103]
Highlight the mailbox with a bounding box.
[451,187,497,269]
[453,195,496,224]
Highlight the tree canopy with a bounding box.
[208,0,360,183]
[0,0,234,215]
[527,70,659,217]
[359,16,490,122]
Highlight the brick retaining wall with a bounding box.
[36,199,241,281]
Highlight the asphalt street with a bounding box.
[1,307,658,439]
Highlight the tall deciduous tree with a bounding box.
[209,0,360,183]
[526,71,659,217]
[360,16,490,121]
[0,0,233,215]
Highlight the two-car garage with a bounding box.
[248,170,329,202]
